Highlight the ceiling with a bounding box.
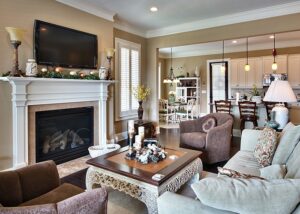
[57,0,300,38]
[159,31,300,58]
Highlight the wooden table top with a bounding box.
[86,146,201,186]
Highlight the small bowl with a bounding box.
[88,144,121,158]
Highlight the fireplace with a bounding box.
[35,107,94,164]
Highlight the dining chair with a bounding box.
[238,101,258,131]
[215,100,231,114]
[159,99,175,124]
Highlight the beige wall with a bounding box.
[113,28,147,134]
[161,46,300,113]
[0,0,114,170]
[146,13,300,121]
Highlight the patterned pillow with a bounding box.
[218,167,264,180]
[202,117,217,133]
[254,127,278,167]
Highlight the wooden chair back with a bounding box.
[159,99,168,111]
[215,100,231,114]
[238,101,257,118]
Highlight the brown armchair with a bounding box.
[0,160,107,214]
[180,113,233,164]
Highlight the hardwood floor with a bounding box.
[61,128,240,189]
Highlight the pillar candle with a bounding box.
[138,126,145,140]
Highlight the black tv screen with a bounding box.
[34,20,98,69]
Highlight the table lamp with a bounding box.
[5,27,25,76]
[263,80,297,129]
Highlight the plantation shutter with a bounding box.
[115,38,141,120]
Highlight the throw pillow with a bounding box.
[218,167,264,180]
[202,117,216,133]
[272,125,300,165]
[259,164,287,179]
[191,177,300,214]
[253,127,278,167]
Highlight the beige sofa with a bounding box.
[158,129,300,214]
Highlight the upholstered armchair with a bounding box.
[180,113,233,164]
[0,160,107,214]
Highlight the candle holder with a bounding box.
[105,48,115,80]
[126,130,136,160]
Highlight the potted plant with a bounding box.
[249,84,262,104]
[133,85,151,120]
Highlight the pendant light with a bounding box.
[244,37,250,71]
[272,33,278,72]
[220,40,226,73]
[163,47,179,84]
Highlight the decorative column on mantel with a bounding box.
[0,77,115,169]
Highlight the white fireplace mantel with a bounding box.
[0,76,115,169]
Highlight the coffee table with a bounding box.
[86,146,202,213]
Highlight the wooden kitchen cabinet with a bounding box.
[262,55,288,74]
[247,57,263,88]
[288,54,300,88]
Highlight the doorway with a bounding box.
[209,61,229,113]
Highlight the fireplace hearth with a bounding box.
[36,107,94,164]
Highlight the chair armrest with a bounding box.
[57,188,108,214]
[158,192,232,214]
[240,129,262,152]
[0,204,57,214]
[205,121,233,163]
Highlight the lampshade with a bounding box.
[263,80,297,103]
[5,27,25,41]
[105,48,115,57]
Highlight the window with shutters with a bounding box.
[115,38,141,120]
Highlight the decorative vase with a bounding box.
[26,59,38,77]
[99,67,108,80]
[266,111,279,130]
[195,66,200,77]
[138,101,143,120]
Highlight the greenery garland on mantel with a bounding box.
[2,70,102,80]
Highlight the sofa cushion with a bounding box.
[201,116,216,133]
[259,164,287,179]
[223,151,261,176]
[0,170,23,207]
[192,177,300,214]
[272,125,300,165]
[20,183,84,206]
[180,132,206,150]
[253,127,278,167]
[285,140,300,179]
[0,204,57,214]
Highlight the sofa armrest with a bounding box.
[57,188,107,214]
[0,204,57,214]
[240,129,262,152]
[158,192,232,214]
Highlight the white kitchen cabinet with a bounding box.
[263,55,288,74]
[230,58,246,88]
[288,54,300,88]
[230,57,262,88]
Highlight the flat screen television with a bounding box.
[34,20,98,69]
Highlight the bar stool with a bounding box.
[238,101,258,131]
[215,100,231,114]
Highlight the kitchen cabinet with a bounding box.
[288,54,300,88]
[262,55,288,74]
[230,58,262,88]
[230,58,246,88]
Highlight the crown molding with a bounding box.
[146,1,300,38]
[56,0,115,22]
[113,23,147,38]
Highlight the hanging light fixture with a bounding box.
[163,47,179,84]
[244,37,250,72]
[272,33,278,72]
[220,40,226,73]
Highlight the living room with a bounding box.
[1,0,300,213]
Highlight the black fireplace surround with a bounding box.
[36,107,94,164]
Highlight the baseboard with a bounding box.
[233,129,241,137]
[107,131,128,144]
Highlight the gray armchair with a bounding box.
[180,113,233,164]
[0,160,107,214]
